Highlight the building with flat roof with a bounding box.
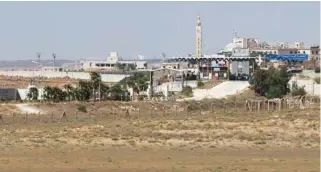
[80,52,148,71]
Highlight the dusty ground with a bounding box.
[0,97,319,172]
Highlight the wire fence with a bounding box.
[0,95,319,126]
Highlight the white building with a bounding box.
[80,52,148,71]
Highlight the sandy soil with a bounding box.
[0,99,318,172]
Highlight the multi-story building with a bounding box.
[310,45,320,60]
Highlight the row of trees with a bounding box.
[26,72,150,102]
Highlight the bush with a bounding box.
[291,82,306,96]
[181,86,193,97]
[197,80,204,88]
[314,77,320,84]
[315,67,320,73]
[265,85,283,99]
[76,104,87,113]
[138,94,147,101]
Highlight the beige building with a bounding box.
[161,62,180,69]
[310,45,320,60]
[196,16,202,58]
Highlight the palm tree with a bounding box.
[90,72,101,101]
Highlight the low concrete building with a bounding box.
[80,52,148,71]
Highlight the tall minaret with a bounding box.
[196,15,202,58]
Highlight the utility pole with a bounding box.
[99,79,101,102]
[36,52,42,102]
[52,53,56,71]
[37,52,41,66]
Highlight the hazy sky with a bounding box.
[0,1,319,60]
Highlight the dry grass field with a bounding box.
[0,91,319,172]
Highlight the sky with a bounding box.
[0,1,319,60]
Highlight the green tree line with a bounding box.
[27,72,149,102]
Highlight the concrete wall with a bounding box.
[289,78,320,96]
[230,61,250,75]
[153,81,198,94]
[0,88,20,100]
[0,71,129,83]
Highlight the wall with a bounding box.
[0,88,20,100]
[289,78,320,96]
[0,71,129,83]
[153,81,198,94]
[230,61,250,75]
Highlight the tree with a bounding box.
[118,73,149,95]
[27,87,38,100]
[90,72,101,101]
[251,67,292,98]
[63,84,73,101]
[43,86,67,102]
[43,86,53,101]
[100,83,109,100]
[108,84,124,100]
[75,80,92,101]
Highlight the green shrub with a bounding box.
[197,80,204,88]
[181,86,193,97]
[291,82,307,96]
[138,94,147,101]
[265,85,283,99]
[76,104,87,113]
[314,77,320,84]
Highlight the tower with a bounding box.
[196,16,202,58]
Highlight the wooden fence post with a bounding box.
[137,108,140,119]
[12,112,15,124]
[38,112,41,123]
[186,104,191,116]
[125,108,130,120]
[0,114,3,124]
[25,112,28,124]
[175,105,178,117]
[163,106,166,117]
[101,109,104,120]
[88,109,92,119]
[75,110,78,120]
[60,110,68,122]
[211,103,214,114]
[51,110,55,123]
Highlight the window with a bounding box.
[274,51,277,54]
[312,51,314,54]
[295,51,297,54]
[290,51,293,54]
[316,51,319,54]
[303,51,305,54]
